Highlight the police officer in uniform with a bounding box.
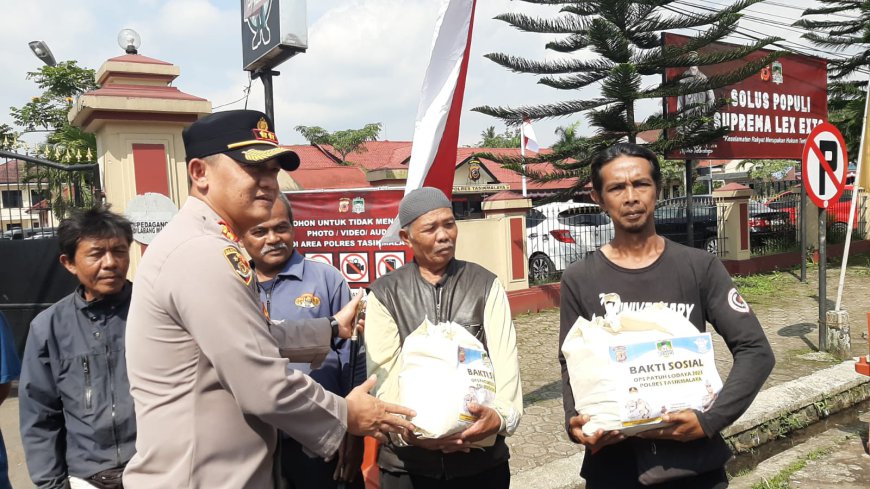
[124,110,414,489]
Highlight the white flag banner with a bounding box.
[521,117,540,155]
[380,0,477,245]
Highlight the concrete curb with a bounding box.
[511,361,870,489]
[727,427,855,489]
[723,361,870,453]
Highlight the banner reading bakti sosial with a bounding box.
[286,189,411,288]
[663,33,827,160]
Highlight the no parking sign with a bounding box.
[802,122,848,208]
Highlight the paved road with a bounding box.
[2,261,869,487]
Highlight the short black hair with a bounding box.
[590,143,662,195]
[276,193,294,223]
[58,205,133,260]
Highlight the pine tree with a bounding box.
[473,0,782,195]
[795,0,869,162]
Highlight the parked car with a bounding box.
[654,196,791,254]
[525,202,613,281]
[764,185,860,236]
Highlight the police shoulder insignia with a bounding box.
[223,246,253,286]
[295,293,321,308]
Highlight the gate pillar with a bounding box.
[69,53,211,275]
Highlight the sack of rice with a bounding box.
[398,319,497,442]
[561,301,723,436]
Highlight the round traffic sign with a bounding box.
[802,122,848,208]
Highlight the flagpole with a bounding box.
[521,123,528,197]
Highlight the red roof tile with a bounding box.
[0,160,34,184]
[290,167,370,190]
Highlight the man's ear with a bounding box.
[399,228,412,247]
[188,158,209,193]
[59,254,77,276]
[591,190,602,206]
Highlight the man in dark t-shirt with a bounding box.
[559,143,774,488]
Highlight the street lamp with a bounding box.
[28,40,57,67]
[117,28,141,54]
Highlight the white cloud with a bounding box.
[0,0,836,151]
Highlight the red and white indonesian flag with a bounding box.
[381,0,477,244]
[521,117,539,155]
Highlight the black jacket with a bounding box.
[369,259,509,479]
[19,283,136,488]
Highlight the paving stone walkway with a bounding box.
[506,261,870,475]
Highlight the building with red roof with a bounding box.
[283,140,582,217]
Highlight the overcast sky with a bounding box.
[0,0,836,148]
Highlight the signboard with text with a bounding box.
[663,33,827,160]
[286,189,411,287]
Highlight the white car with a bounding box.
[526,202,614,281]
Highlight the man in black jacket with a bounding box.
[19,206,136,489]
[559,143,774,488]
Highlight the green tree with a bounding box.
[795,1,869,162]
[295,123,382,165]
[10,61,98,157]
[738,159,796,180]
[473,0,781,196]
[552,121,588,153]
[8,60,99,217]
[476,125,521,148]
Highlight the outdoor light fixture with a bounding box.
[117,28,141,54]
[28,40,57,67]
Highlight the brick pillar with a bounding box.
[453,191,531,292]
[69,54,212,276]
[713,183,752,261]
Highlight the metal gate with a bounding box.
[0,149,101,355]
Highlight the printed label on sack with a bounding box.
[457,346,496,423]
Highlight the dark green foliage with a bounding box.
[473,0,782,197]
[796,0,869,161]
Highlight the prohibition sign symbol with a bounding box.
[339,252,369,283]
[375,252,404,279]
[802,122,848,209]
[305,253,333,267]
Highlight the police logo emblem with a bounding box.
[468,160,481,182]
[338,198,350,213]
[295,293,321,308]
[223,247,253,286]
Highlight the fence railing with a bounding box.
[0,150,100,240]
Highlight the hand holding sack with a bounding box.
[562,302,723,436]
[398,319,497,445]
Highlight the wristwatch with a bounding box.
[328,316,340,338]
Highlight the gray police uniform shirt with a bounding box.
[124,197,347,489]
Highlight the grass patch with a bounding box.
[749,446,832,489]
[733,271,790,303]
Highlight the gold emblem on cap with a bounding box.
[241,147,292,162]
[256,117,270,132]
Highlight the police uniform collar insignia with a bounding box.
[223,246,253,286]
[295,293,321,308]
[219,220,239,242]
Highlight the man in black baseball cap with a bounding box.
[124,111,417,488]
[183,109,300,171]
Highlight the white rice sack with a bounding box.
[398,319,497,440]
[561,302,722,436]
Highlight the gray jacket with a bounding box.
[19,282,136,488]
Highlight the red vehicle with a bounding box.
[764,185,860,235]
